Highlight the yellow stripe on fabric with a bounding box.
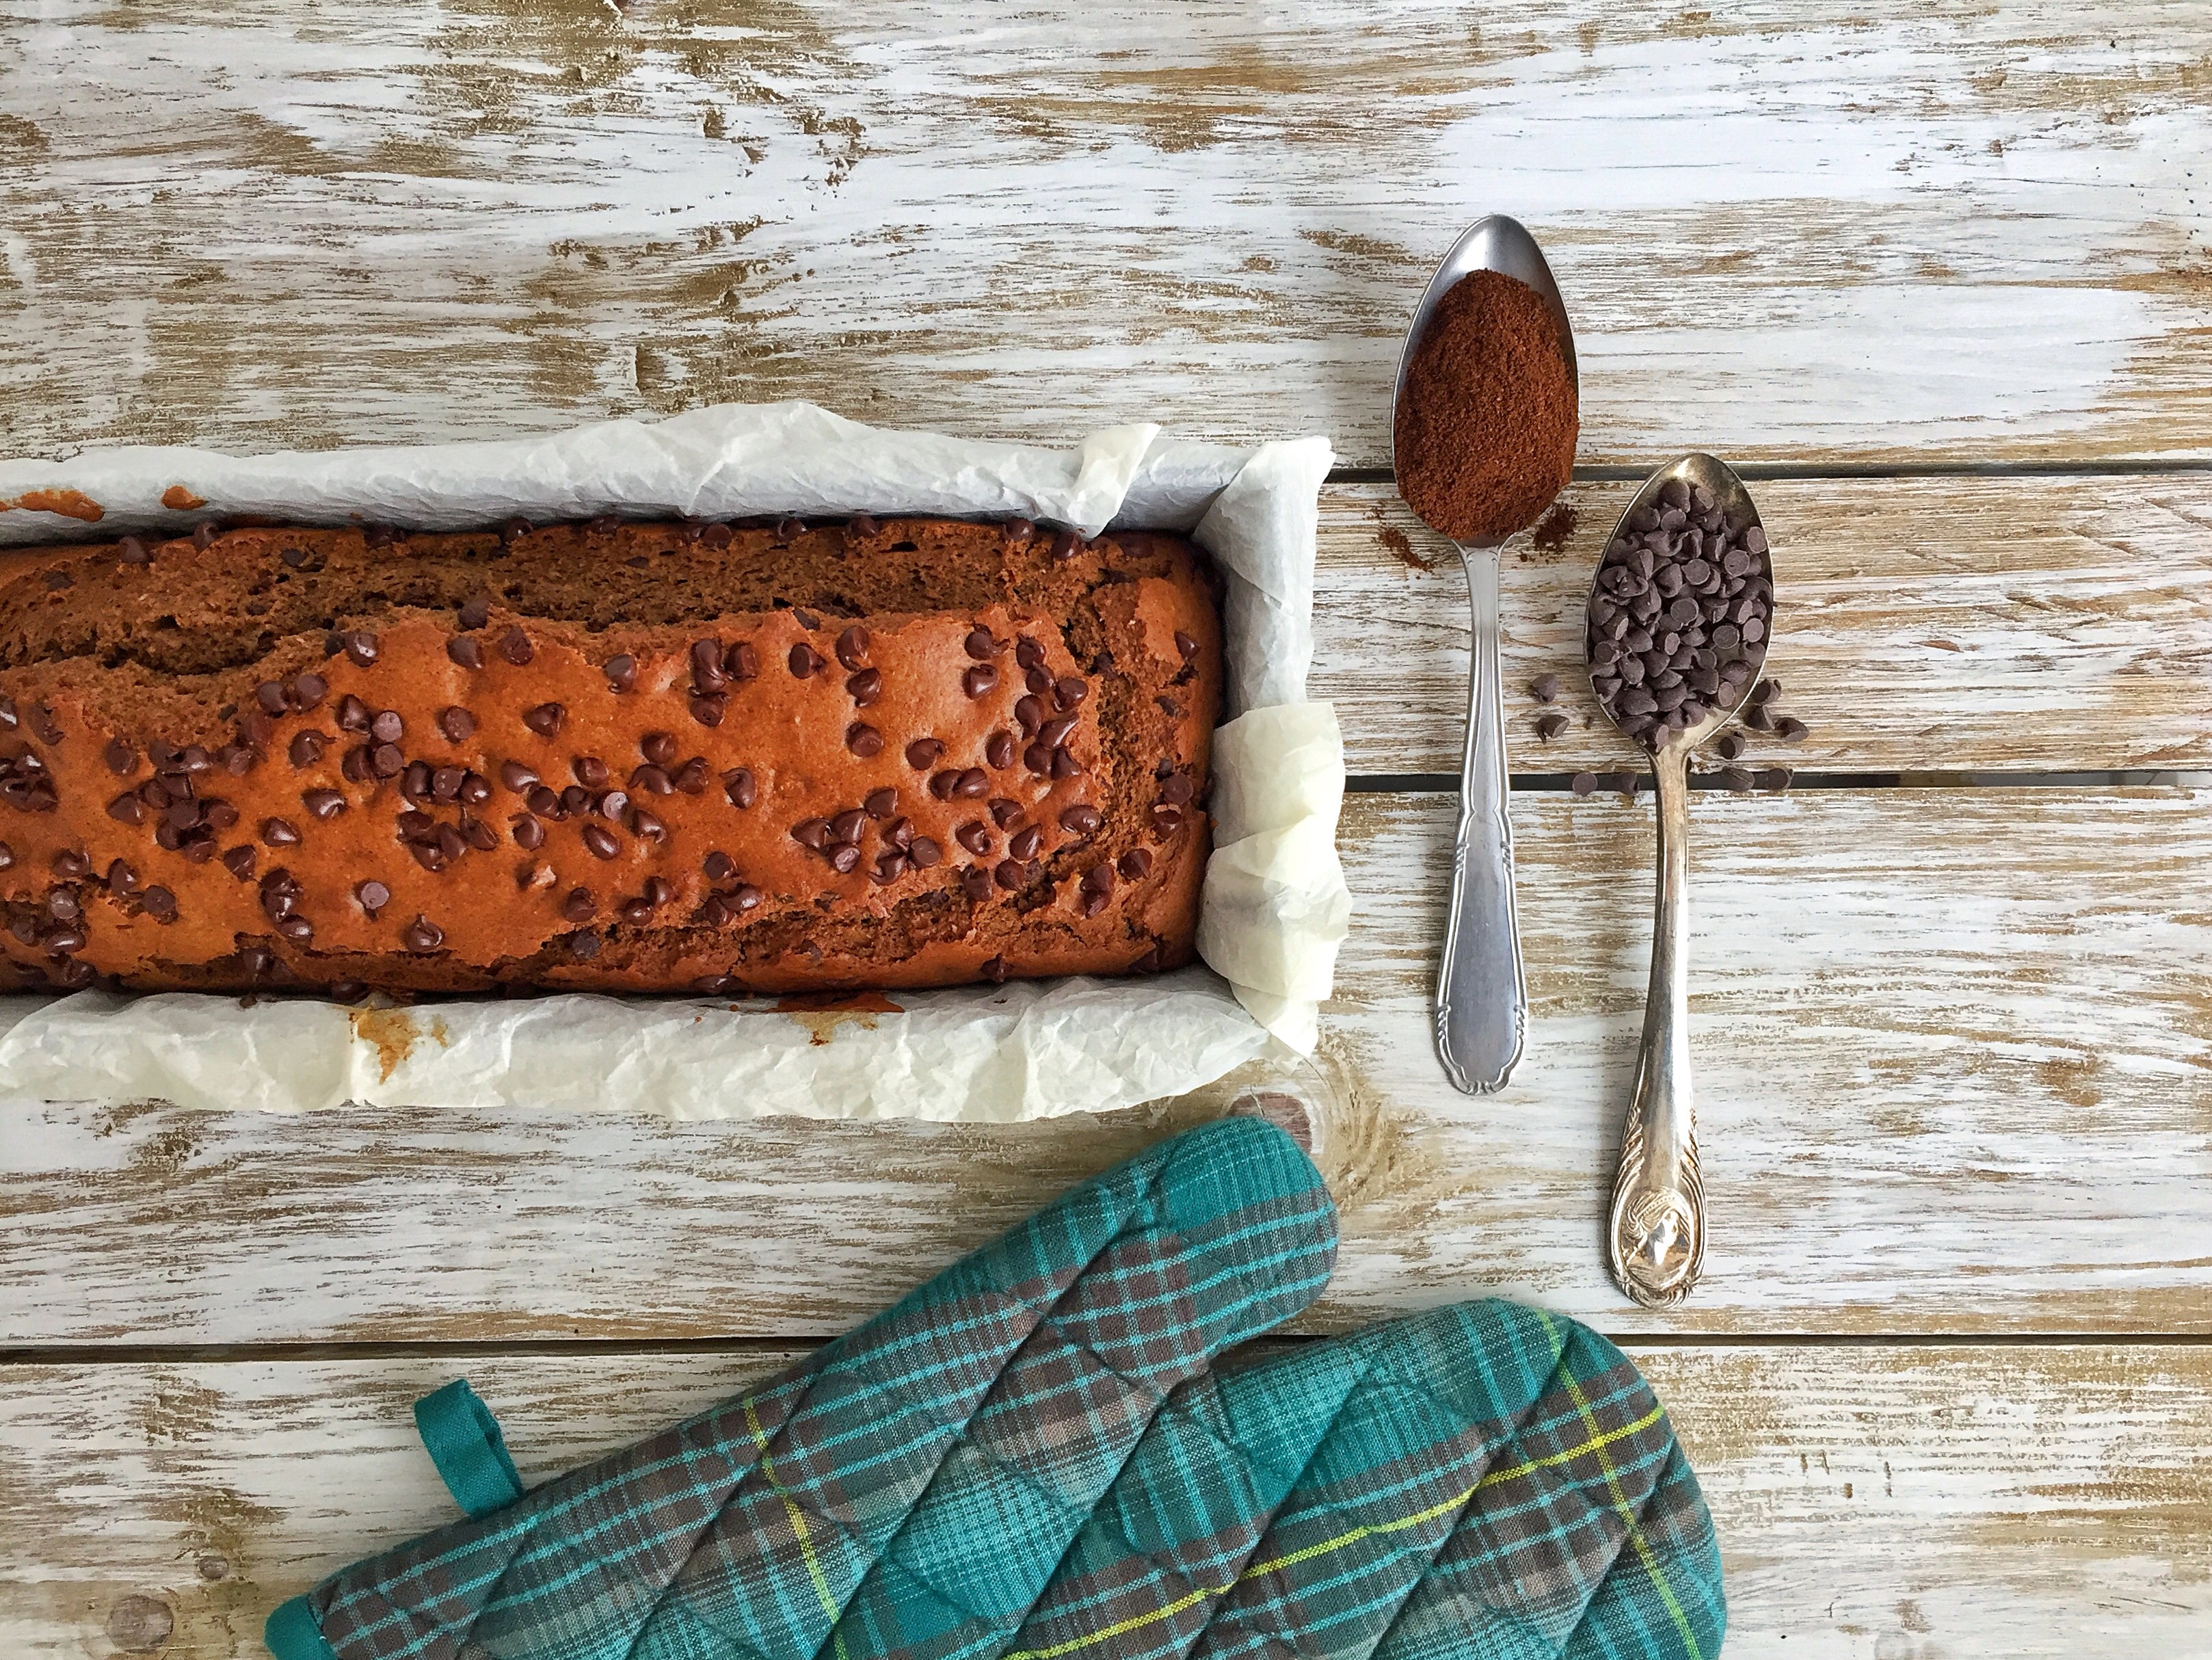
[1004,1366,1673,1660]
[745,1396,849,1660]
[1553,1335,1703,1660]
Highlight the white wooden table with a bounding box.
[3,3,2210,1655]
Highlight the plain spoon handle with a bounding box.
[1608,741,1706,1306]
[1433,543,1526,1095]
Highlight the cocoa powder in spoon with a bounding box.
[1394,269,1579,542]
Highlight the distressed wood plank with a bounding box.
[1314,475,2212,775]
[4,787,2205,1343]
[3,3,2211,469]
[2,1343,2206,1659]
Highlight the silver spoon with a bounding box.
[1391,215,1577,1096]
[1585,452,1773,1308]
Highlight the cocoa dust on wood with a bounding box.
[1394,269,1577,544]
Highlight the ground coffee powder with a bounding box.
[1394,269,1578,543]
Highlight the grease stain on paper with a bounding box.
[2,488,105,521]
[773,989,902,1045]
[350,1006,453,1081]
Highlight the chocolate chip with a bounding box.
[343,631,379,668]
[1009,826,1043,861]
[961,867,992,901]
[1053,676,1087,710]
[568,930,602,960]
[792,817,830,850]
[581,824,619,859]
[981,730,1014,769]
[1151,804,1182,836]
[511,814,545,849]
[846,722,883,758]
[674,757,709,795]
[284,731,321,768]
[1158,772,1194,806]
[955,821,994,856]
[1714,732,1745,761]
[963,663,999,699]
[723,641,758,682]
[261,817,301,847]
[1051,748,1083,780]
[499,627,533,666]
[1721,767,1755,793]
[908,837,942,869]
[370,709,403,744]
[303,789,345,820]
[905,737,944,771]
[431,767,466,804]
[108,792,146,825]
[689,694,726,728]
[1531,674,1560,703]
[254,681,288,716]
[1040,715,1080,750]
[788,642,824,679]
[626,763,669,795]
[1050,529,1082,562]
[371,743,403,778]
[773,516,802,543]
[120,536,150,565]
[222,846,256,880]
[102,739,137,776]
[332,695,369,733]
[1130,945,1163,974]
[836,626,871,670]
[838,667,882,707]
[828,844,861,874]
[1061,804,1102,836]
[356,880,390,915]
[458,596,491,631]
[401,916,444,953]
[522,702,564,737]
[1534,712,1569,741]
[1118,848,1153,880]
[725,767,758,809]
[448,636,484,670]
[988,798,1024,830]
[142,886,178,923]
[1775,715,1808,743]
[604,654,637,692]
[864,786,897,818]
[1751,678,1781,704]
[192,521,218,549]
[596,789,630,821]
[964,627,996,661]
[494,760,534,793]
[574,754,612,789]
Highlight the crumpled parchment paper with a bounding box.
[0,403,1351,1119]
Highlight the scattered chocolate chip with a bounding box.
[689,695,727,728]
[1531,673,1560,703]
[119,536,151,565]
[261,817,301,847]
[1751,678,1781,705]
[107,792,146,825]
[604,654,637,691]
[104,739,137,776]
[581,824,619,859]
[1061,804,1102,836]
[523,702,565,737]
[845,722,883,758]
[369,709,403,744]
[1050,529,1082,562]
[1720,767,1756,793]
[303,789,345,820]
[723,641,758,682]
[356,879,390,915]
[193,521,218,549]
[401,916,444,953]
[724,767,758,809]
[511,813,546,849]
[142,885,178,923]
[343,631,379,668]
[905,737,944,771]
[1534,711,1569,740]
[448,636,484,670]
[908,836,942,869]
[499,627,533,666]
[963,663,1000,699]
[964,627,996,661]
[788,642,824,678]
[836,626,871,670]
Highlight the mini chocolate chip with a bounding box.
[356,879,390,914]
[1060,804,1102,836]
[723,640,758,681]
[885,816,916,849]
[603,653,637,691]
[1173,630,1199,661]
[846,722,883,758]
[994,859,1024,891]
[864,786,898,818]
[788,642,823,678]
[1118,848,1153,880]
[1050,529,1082,562]
[908,836,942,869]
[581,824,619,859]
[448,636,484,670]
[1053,677,1087,710]
[523,702,565,736]
[639,730,678,767]
[906,737,944,770]
[1751,678,1781,705]
[703,851,736,882]
[456,596,492,631]
[836,626,870,670]
[262,817,301,847]
[829,844,861,874]
[370,709,403,744]
[1531,674,1560,703]
[254,681,289,716]
[512,814,546,849]
[401,916,444,953]
[499,627,533,666]
[631,763,673,795]
[303,789,345,820]
[1159,773,1194,806]
[103,739,137,776]
[689,694,727,728]
[108,791,146,825]
[1715,732,1745,761]
[120,536,151,565]
[846,668,882,705]
[988,798,1024,830]
[497,759,536,793]
[222,846,256,880]
[569,929,602,960]
[963,627,997,661]
[142,886,178,923]
[1151,804,1182,836]
[1775,715,1808,743]
[191,521,219,549]
[983,730,1015,769]
[1009,825,1043,860]
[792,817,830,849]
[369,743,402,778]
[1013,695,1043,735]
[963,663,1000,698]
[596,788,630,820]
[286,731,323,768]
[1571,771,1599,795]
[724,767,758,809]
[1534,712,1569,740]
[566,756,607,790]
[956,821,994,856]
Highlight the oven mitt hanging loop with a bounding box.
[412,1380,525,1520]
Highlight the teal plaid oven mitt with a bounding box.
[265,1117,1724,1660]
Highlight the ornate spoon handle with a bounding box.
[1433,542,1526,1096]
[1608,739,1706,1306]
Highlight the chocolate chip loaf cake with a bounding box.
[0,514,1220,996]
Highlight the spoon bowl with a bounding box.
[1392,215,1577,1097]
[1584,451,1773,1308]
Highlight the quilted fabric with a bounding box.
[266,1117,1724,1660]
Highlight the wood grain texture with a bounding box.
[3,1343,2206,1659]
[1315,476,2212,775]
[3,3,2211,468]
[5,787,2204,1345]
